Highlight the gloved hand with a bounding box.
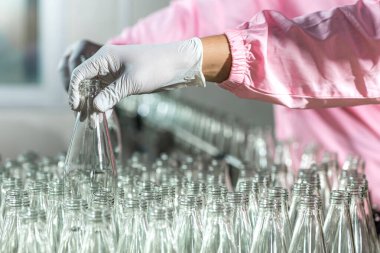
[59,40,102,91]
[69,38,205,112]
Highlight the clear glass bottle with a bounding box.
[200,202,237,253]
[226,192,251,253]
[359,180,380,252]
[117,197,148,253]
[236,179,260,230]
[175,195,203,253]
[288,196,326,253]
[143,206,176,253]
[64,79,117,197]
[347,184,372,253]
[267,187,291,247]
[0,189,29,253]
[47,180,65,252]
[289,182,309,232]
[17,208,49,253]
[58,197,88,253]
[249,198,287,253]
[0,177,23,225]
[27,180,48,212]
[81,208,115,253]
[316,164,332,213]
[323,190,355,253]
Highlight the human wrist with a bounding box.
[201,35,232,83]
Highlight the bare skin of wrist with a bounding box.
[201,35,232,83]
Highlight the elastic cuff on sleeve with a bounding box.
[219,29,252,91]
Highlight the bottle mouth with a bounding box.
[330,190,350,203]
[226,192,248,205]
[64,197,88,211]
[20,208,39,222]
[300,195,322,209]
[179,194,203,207]
[85,208,111,222]
[149,206,169,220]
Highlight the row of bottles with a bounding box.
[0,150,378,253]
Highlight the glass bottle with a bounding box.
[226,192,251,253]
[17,208,49,253]
[58,197,88,253]
[347,184,372,253]
[143,206,176,253]
[0,189,29,253]
[359,180,380,252]
[117,197,148,253]
[316,164,332,213]
[323,190,355,253]
[249,198,287,253]
[267,187,291,247]
[200,202,237,253]
[288,196,326,253]
[27,180,48,212]
[47,180,65,252]
[236,179,259,229]
[289,183,309,232]
[64,79,117,197]
[175,195,203,253]
[81,208,115,253]
[0,177,23,225]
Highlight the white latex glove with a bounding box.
[69,38,205,112]
[58,40,102,91]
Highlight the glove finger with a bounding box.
[69,57,103,110]
[93,78,124,112]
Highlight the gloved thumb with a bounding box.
[69,57,102,110]
[93,78,124,112]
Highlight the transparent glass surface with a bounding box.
[323,191,355,253]
[200,203,237,253]
[288,197,326,253]
[64,80,117,197]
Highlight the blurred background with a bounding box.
[0,0,273,158]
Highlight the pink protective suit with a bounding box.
[109,0,380,206]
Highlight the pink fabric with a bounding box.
[109,0,380,206]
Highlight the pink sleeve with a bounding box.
[108,0,253,45]
[220,0,380,109]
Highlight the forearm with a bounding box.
[201,35,232,83]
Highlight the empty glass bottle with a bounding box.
[175,195,203,253]
[200,202,237,253]
[226,192,251,253]
[58,197,88,253]
[17,208,49,253]
[81,208,115,253]
[347,184,372,253]
[323,190,355,253]
[27,180,48,212]
[267,187,291,248]
[288,196,326,253]
[64,79,117,197]
[359,180,380,252]
[47,180,65,252]
[143,206,176,253]
[0,177,23,225]
[117,197,148,253]
[0,189,29,253]
[250,198,287,253]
